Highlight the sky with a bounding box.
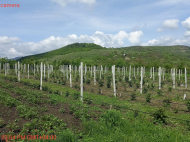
[0,0,190,58]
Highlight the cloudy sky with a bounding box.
[1,0,190,58]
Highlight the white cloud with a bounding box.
[50,0,96,7]
[142,37,190,46]
[181,17,190,30]
[128,31,143,44]
[162,19,179,29]
[0,36,21,44]
[157,19,179,32]
[0,31,143,58]
[184,30,190,37]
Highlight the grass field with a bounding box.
[1,67,190,142]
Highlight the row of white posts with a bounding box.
[0,62,188,102]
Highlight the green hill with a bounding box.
[18,43,190,71]
[18,42,105,61]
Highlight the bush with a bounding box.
[86,79,91,84]
[177,81,181,87]
[99,80,104,87]
[136,83,140,88]
[107,76,112,82]
[73,92,80,100]
[131,93,136,101]
[186,99,190,112]
[153,108,167,124]
[98,88,101,94]
[157,90,163,96]
[119,77,122,82]
[168,87,172,92]
[84,97,92,105]
[65,91,70,97]
[145,94,151,103]
[75,75,79,82]
[151,83,154,89]
[49,98,57,105]
[143,79,145,85]
[43,77,48,82]
[125,76,129,82]
[100,109,123,127]
[69,106,77,114]
[62,80,66,85]
[173,108,178,113]
[54,90,60,95]
[73,84,78,89]
[163,98,171,107]
[96,76,100,82]
[42,85,48,91]
[56,129,78,142]
[143,87,148,94]
[59,107,65,113]
[48,88,53,94]
[107,82,111,88]
[129,81,133,87]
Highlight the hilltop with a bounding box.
[18,43,190,70]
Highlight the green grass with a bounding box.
[1,72,190,142]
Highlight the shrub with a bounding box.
[143,80,145,85]
[151,83,154,89]
[186,99,190,112]
[177,81,181,87]
[145,94,151,103]
[157,90,163,96]
[131,93,136,101]
[99,80,104,87]
[83,76,86,83]
[143,87,148,94]
[129,81,133,87]
[65,91,70,97]
[54,90,60,95]
[100,109,123,127]
[98,88,101,94]
[56,129,78,142]
[168,87,172,92]
[125,76,129,82]
[107,76,112,82]
[74,111,81,119]
[86,79,91,84]
[107,82,111,88]
[73,92,80,100]
[49,98,57,105]
[153,108,167,124]
[163,98,171,107]
[96,76,100,82]
[136,83,140,88]
[123,83,127,91]
[42,85,48,91]
[84,98,92,105]
[43,77,48,82]
[173,108,178,114]
[59,107,65,114]
[62,80,66,85]
[69,106,77,114]
[48,88,53,94]
[74,84,79,89]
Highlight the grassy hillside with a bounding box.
[18,43,190,71]
[18,43,105,62]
